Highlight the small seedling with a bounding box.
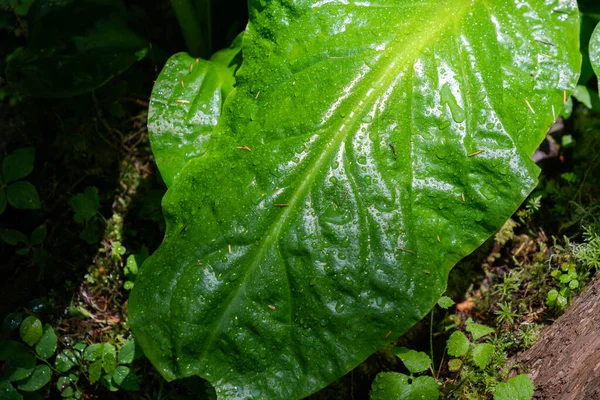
[370,348,439,399]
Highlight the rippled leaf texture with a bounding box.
[148,34,243,187]
[130,1,580,398]
[591,22,600,93]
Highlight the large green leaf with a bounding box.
[130,1,580,399]
[148,34,243,187]
[591,22,600,93]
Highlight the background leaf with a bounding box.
[70,187,99,223]
[437,296,455,309]
[0,189,6,215]
[466,321,495,341]
[35,325,57,360]
[0,229,28,246]
[30,224,47,246]
[7,181,41,210]
[1,147,35,183]
[19,316,43,346]
[5,0,148,98]
[131,1,580,398]
[369,372,438,400]
[393,347,431,375]
[118,339,143,364]
[0,379,22,400]
[16,365,51,392]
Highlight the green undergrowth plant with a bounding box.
[369,348,439,400]
[442,320,533,399]
[369,314,534,400]
[0,147,40,215]
[130,0,583,398]
[0,311,144,399]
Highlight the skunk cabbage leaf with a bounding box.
[130,1,580,398]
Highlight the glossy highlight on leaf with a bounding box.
[130,1,581,398]
[591,22,600,93]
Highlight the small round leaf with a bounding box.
[7,181,41,210]
[1,147,35,183]
[55,350,77,373]
[17,365,51,392]
[20,316,43,346]
[35,325,57,360]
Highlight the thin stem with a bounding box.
[430,310,435,370]
[170,0,210,58]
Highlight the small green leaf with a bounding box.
[35,325,57,360]
[100,373,119,392]
[30,224,47,245]
[447,331,470,357]
[393,347,431,374]
[112,366,139,391]
[123,281,134,290]
[447,359,462,372]
[410,376,440,400]
[55,350,77,373]
[112,241,126,256]
[472,343,494,369]
[546,289,558,307]
[89,361,102,384]
[0,379,22,400]
[17,365,51,392]
[466,320,495,341]
[124,247,149,278]
[7,181,41,210]
[569,279,579,289]
[557,295,568,308]
[60,385,74,398]
[20,316,43,346]
[0,189,6,215]
[0,229,28,246]
[4,363,34,382]
[437,296,455,309]
[572,85,593,109]
[370,372,410,400]
[1,147,35,183]
[369,372,439,400]
[70,187,100,223]
[118,339,143,364]
[561,96,573,119]
[494,374,534,400]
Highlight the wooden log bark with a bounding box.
[518,274,600,399]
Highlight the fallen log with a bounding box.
[518,274,600,399]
